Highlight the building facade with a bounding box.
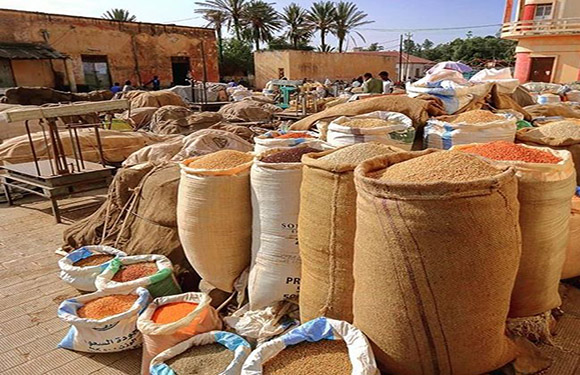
[502,0,580,83]
[0,8,219,92]
[254,50,397,89]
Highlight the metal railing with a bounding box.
[501,17,580,37]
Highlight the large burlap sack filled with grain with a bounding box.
[298,144,403,324]
[219,99,282,122]
[117,107,159,129]
[150,106,223,135]
[516,119,580,185]
[562,192,580,279]
[123,90,188,109]
[524,103,580,119]
[177,154,253,293]
[353,150,520,375]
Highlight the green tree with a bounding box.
[420,36,516,64]
[362,42,384,51]
[222,38,254,75]
[242,1,282,51]
[198,10,227,64]
[102,8,136,22]
[281,3,312,49]
[307,1,336,52]
[421,39,434,51]
[268,36,314,51]
[332,1,372,52]
[195,0,247,39]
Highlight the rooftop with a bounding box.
[0,43,66,60]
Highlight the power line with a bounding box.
[162,16,201,23]
[358,23,501,33]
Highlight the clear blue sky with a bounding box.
[0,0,507,49]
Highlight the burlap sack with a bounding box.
[298,145,402,323]
[562,194,580,279]
[123,90,187,109]
[177,157,253,292]
[219,100,282,122]
[524,103,580,119]
[353,150,520,375]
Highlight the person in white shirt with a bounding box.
[379,71,393,94]
[122,80,135,92]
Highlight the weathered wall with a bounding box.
[254,50,397,89]
[0,9,219,89]
[11,60,55,87]
[515,35,580,82]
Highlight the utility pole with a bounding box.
[398,34,403,82]
[404,32,413,82]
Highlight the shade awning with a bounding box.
[0,43,66,60]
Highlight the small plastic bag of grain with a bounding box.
[58,245,126,292]
[96,255,181,298]
[327,111,415,151]
[424,110,517,149]
[254,130,323,154]
[178,151,253,293]
[57,287,150,353]
[150,331,251,375]
[241,317,378,375]
[138,292,223,375]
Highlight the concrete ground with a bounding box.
[0,191,579,374]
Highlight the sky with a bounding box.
[0,0,508,49]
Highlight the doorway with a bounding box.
[0,59,15,88]
[171,57,190,86]
[529,57,555,83]
[81,55,111,90]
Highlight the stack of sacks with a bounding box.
[469,68,520,95]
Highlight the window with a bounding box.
[534,4,553,20]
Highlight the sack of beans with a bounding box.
[424,110,517,149]
[455,142,576,321]
[562,190,580,279]
[150,331,251,375]
[249,146,321,309]
[353,150,521,374]
[254,130,323,154]
[516,119,580,185]
[96,255,181,298]
[57,287,150,353]
[327,111,415,151]
[137,292,223,374]
[177,150,254,292]
[298,143,403,324]
[241,317,378,375]
[58,245,126,292]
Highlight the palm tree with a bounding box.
[195,0,247,40]
[242,1,282,51]
[198,10,227,63]
[102,8,137,22]
[281,3,312,49]
[333,1,372,52]
[307,2,336,52]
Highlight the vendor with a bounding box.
[362,73,382,94]
[379,71,393,94]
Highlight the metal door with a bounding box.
[82,55,111,90]
[529,57,555,83]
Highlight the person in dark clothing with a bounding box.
[145,75,161,90]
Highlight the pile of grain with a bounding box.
[73,254,115,267]
[275,132,313,139]
[262,147,320,164]
[166,343,233,374]
[77,295,138,319]
[380,151,499,183]
[112,262,158,282]
[342,118,397,128]
[452,110,503,124]
[320,143,399,167]
[151,302,199,324]
[461,141,561,164]
[263,340,352,375]
[535,120,580,139]
[186,150,253,170]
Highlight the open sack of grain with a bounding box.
[326,111,415,151]
[454,142,576,341]
[424,109,518,149]
[58,287,150,353]
[253,130,324,154]
[58,245,126,292]
[241,317,378,375]
[516,119,580,185]
[298,143,404,324]
[249,146,324,310]
[96,255,181,298]
[137,292,222,375]
[353,150,521,374]
[562,190,580,279]
[177,150,254,293]
[150,331,251,375]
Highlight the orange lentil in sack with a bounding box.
[78,295,138,320]
[461,141,561,164]
[112,262,158,282]
[275,132,313,139]
[152,302,199,324]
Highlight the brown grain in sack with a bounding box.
[353,150,521,375]
[298,143,403,323]
[562,195,580,279]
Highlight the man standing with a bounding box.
[362,73,382,94]
[379,71,393,94]
[145,76,161,90]
[110,82,121,94]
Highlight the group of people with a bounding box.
[110,76,161,94]
[351,71,393,94]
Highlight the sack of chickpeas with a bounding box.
[241,317,378,375]
[58,245,126,292]
[150,331,251,375]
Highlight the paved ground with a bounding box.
[0,191,579,374]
